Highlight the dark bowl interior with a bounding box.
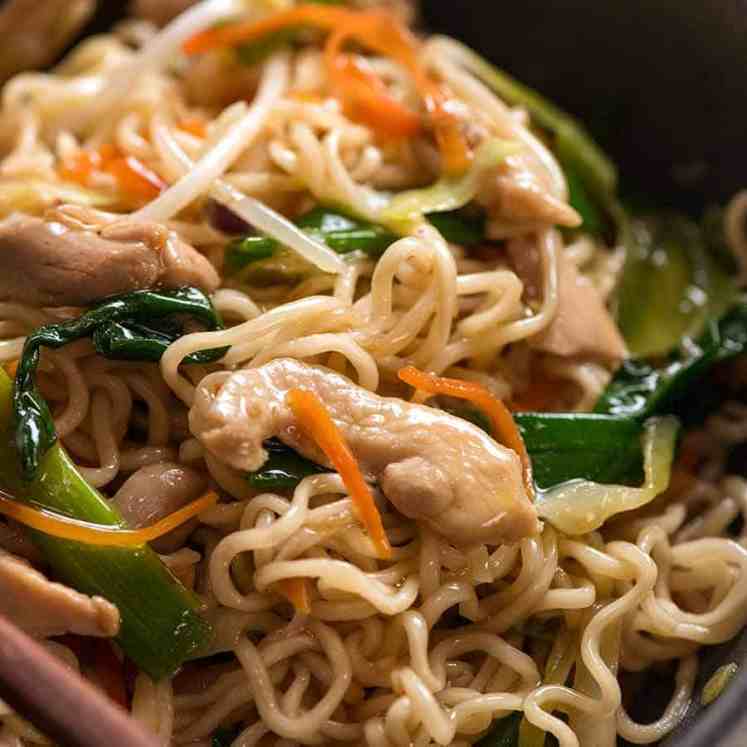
[68,1,747,744]
[422,1,747,745]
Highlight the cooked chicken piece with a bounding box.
[190,359,538,545]
[0,550,119,638]
[478,155,581,231]
[0,211,219,307]
[0,0,94,83]
[131,0,197,26]
[508,237,626,361]
[113,462,207,553]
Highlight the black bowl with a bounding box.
[422,1,747,745]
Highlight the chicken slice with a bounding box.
[0,550,119,638]
[0,209,219,308]
[508,236,627,361]
[190,359,539,546]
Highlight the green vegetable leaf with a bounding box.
[515,413,644,488]
[616,212,738,357]
[428,210,486,246]
[0,371,211,679]
[595,299,747,421]
[13,288,226,479]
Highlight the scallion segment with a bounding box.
[0,370,212,680]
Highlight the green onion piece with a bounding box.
[702,663,738,706]
[0,370,211,679]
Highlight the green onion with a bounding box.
[0,370,211,680]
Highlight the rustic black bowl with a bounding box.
[423,1,747,745]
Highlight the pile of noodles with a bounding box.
[0,2,747,746]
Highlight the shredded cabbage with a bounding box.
[536,416,678,535]
[379,139,517,232]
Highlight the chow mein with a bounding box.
[0,1,746,746]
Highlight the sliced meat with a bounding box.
[0,550,119,638]
[478,155,581,231]
[190,359,538,545]
[131,0,197,26]
[509,237,627,361]
[0,211,219,307]
[113,462,206,552]
[0,0,94,83]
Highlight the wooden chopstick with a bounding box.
[0,612,159,747]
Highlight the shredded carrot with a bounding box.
[183,5,470,171]
[286,388,392,559]
[0,489,219,547]
[288,89,325,104]
[177,117,207,138]
[276,577,312,614]
[60,144,165,201]
[398,366,534,499]
[3,361,17,378]
[324,22,422,138]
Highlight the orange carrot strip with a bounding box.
[277,578,312,614]
[3,361,18,378]
[286,388,392,559]
[60,145,165,201]
[178,118,207,138]
[0,489,219,547]
[398,366,534,499]
[183,4,353,55]
[104,155,165,200]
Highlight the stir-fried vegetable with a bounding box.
[616,212,737,357]
[287,388,392,559]
[381,139,517,232]
[596,298,747,420]
[536,416,678,535]
[224,206,490,276]
[0,370,212,679]
[13,287,227,480]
